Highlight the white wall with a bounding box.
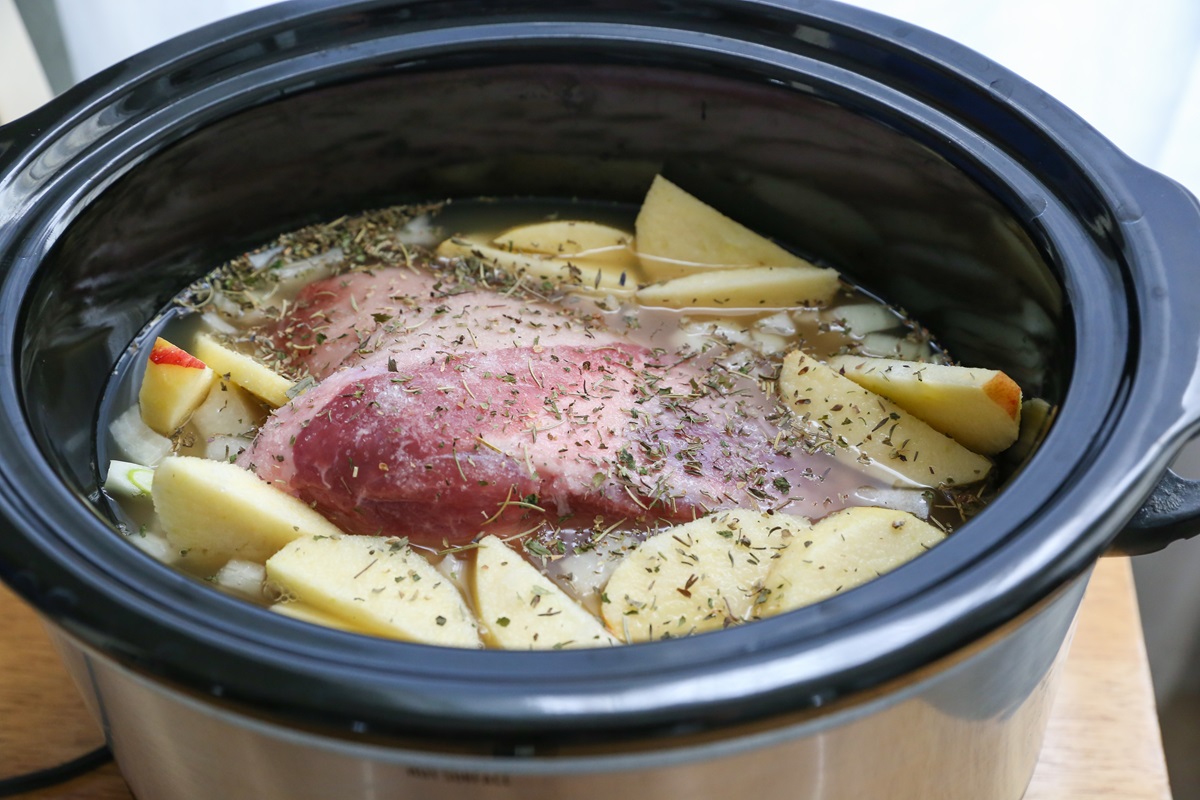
[840,1,1200,171]
[53,0,277,81]
[0,0,52,122]
[49,0,1200,190]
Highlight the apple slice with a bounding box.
[437,237,638,295]
[492,220,638,272]
[152,455,343,572]
[756,507,946,617]
[471,535,618,650]
[266,534,480,647]
[270,601,366,633]
[1003,396,1055,467]
[635,265,840,310]
[192,332,293,408]
[634,175,819,280]
[138,337,214,435]
[826,355,1022,455]
[778,350,993,487]
[601,510,808,643]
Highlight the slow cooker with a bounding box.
[3,1,1200,798]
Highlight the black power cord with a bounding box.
[0,745,113,797]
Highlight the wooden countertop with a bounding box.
[1025,557,1173,799]
[0,557,1171,799]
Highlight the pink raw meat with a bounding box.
[240,265,829,546]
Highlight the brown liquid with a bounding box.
[104,198,968,624]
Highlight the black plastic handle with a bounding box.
[1105,165,1200,556]
[1113,469,1200,556]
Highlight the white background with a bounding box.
[42,0,1200,701]
[50,0,1200,195]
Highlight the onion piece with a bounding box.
[104,460,154,499]
[852,485,933,519]
[109,406,172,467]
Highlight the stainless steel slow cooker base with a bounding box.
[50,574,1087,799]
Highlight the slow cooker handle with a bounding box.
[1107,168,1200,556]
[1113,470,1200,556]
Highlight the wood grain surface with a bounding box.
[0,558,1170,799]
[1025,557,1172,799]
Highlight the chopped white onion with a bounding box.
[755,311,797,336]
[824,303,900,336]
[214,560,268,600]
[270,247,343,283]
[109,406,172,466]
[199,311,239,335]
[247,245,284,270]
[396,214,442,247]
[860,332,932,361]
[435,551,469,594]
[126,528,175,563]
[104,460,154,499]
[853,485,933,519]
[546,534,638,614]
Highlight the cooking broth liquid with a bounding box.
[99,197,967,617]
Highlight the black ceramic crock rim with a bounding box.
[3,0,1200,748]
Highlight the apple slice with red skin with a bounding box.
[826,355,1022,455]
[138,337,214,435]
[778,350,993,487]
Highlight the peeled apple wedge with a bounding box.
[138,337,214,435]
[437,237,638,295]
[756,507,946,617]
[270,601,367,633]
[778,350,992,488]
[826,355,1022,455]
[601,510,808,643]
[492,220,638,271]
[1004,396,1055,466]
[635,265,840,310]
[152,455,343,572]
[266,534,480,647]
[192,332,293,408]
[472,535,618,649]
[634,175,819,280]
